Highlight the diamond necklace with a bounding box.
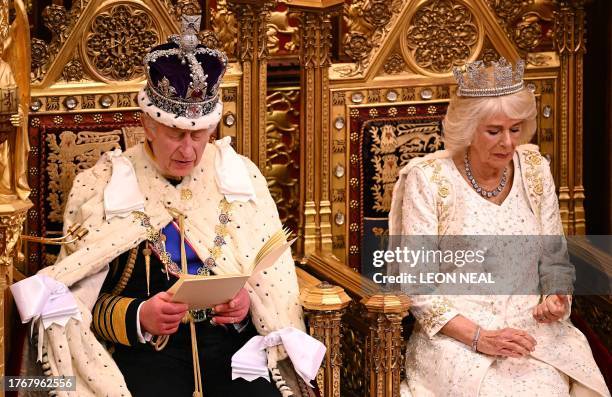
[464,152,507,198]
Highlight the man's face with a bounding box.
[142,115,215,177]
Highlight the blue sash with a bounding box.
[162,221,205,275]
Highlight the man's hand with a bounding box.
[140,292,188,335]
[477,328,537,358]
[533,294,569,323]
[212,288,250,325]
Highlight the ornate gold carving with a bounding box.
[340,0,403,76]
[479,36,501,65]
[363,295,410,397]
[62,57,84,82]
[332,91,345,106]
[486,0,555,52]
[45,130,121,222]
[554,1,586,234]
[42,4,69,53]
[302,13,318,69]
[402,88,415,101]
[370,121,443,212]
[514,13,543,51]
[0,201,30,379]
[486,0,524,25]
[267,9,299,55]
[332,189,345,202]
[0,204,29,267]
[527,53,553,67]
[341,320,366,394]
[332,139,345,153]
[301,283,350,397]
[383,52,406,75]
[171,0,201,21]
[30,38,50,82]
[332,235,345,249]
[0,0,7,42]
[198,30,222,51]
[117,93,132,108]
[212,0,238,58]
[344,32,372,65]
[368,89,380,103]
[364,0,393,30]
[265,89,300,231]
[121,126,145,148]
[404,0,480,74]
[84,4,160,82]
[222,87,237,103]
[31,92,143,113]
[228,2,274,63]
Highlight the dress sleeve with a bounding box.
[395,166,460,337]
[537,162,574,318]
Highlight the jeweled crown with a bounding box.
[452,57,525,97]
[143,15,227,119]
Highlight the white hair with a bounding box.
[442,88,537,154]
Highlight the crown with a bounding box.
[452,57,525,97]
[138,15,228,129]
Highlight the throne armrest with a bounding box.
[300,252,410,397]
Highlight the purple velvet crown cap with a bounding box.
[138,15,228,130]
[146,41,226,102]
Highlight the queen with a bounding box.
[389,58,610,397]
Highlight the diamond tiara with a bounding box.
[452,57,525,97]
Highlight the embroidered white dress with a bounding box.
[389,146,610,397]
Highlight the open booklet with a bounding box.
[168,228,296,309]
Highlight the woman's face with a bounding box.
[470,114,523,171]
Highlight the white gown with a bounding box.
[390,146,609,397]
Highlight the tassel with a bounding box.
[190,317,203,397]
[143,246,152,296]
[271,367,294,397]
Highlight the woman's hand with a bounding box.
[140,292,188,335]
[533,295,569,323]
[212,288,250,325]
[477,328,537,358]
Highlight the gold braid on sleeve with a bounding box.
[110,246,139,295]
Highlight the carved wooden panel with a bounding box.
[347,102,447,270]
[25,112,142,276]
[265,88,300,232]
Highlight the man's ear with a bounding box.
[141,113,156,141]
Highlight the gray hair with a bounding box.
[442,88,537,154]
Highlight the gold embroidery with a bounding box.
[420,297,453,332]
[110,296,136,346]
[180,188,193,200]
[429,162,451,199]
[110,247,138,295]
[92,294,110,341]
[103,295,121,343]
[418,160,452,234]
[520,149,545,223]
[523,150,543,167]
